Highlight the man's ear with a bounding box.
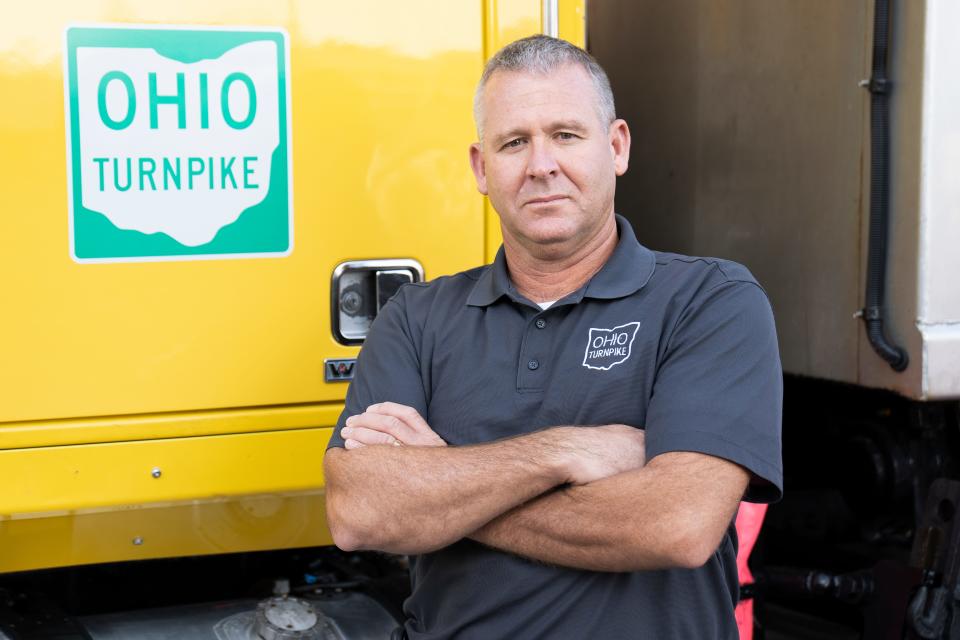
[609,119,631,176]
[469,142,488,195]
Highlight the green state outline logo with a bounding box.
[63,24,294,263]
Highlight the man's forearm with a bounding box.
[470,472,677,572]
[324,432,566,555]
[471,452,749,572]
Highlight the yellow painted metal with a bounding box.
[0,404,342,450]
[0,427,333,515]
[0,0,485,424]
[0,492,333,573]
[559,0,587,47]
[0,0,550,572]
[0,426,337,572]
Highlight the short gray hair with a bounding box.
[473,34,616,141]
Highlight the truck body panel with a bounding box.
[0,0,586,574]
[590,0,960,400]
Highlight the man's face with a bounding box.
[470,64,630,257]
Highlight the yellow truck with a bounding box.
[0,2,584,637]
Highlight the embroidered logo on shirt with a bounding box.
[582,322,641,371]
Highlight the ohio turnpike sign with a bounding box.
[64,25,293,262]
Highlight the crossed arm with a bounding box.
[323,403,749,572]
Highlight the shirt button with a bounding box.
[527,359,540,371]
[535,318,546,329]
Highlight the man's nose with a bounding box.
[526,139,560,179]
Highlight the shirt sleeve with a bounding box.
[644,280,783,503]
[326,288,429,450]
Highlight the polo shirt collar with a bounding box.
[466,244,515,307]
[466,214,656,307]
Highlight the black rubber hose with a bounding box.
[863,0,909,371]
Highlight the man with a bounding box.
[324,35,782,639]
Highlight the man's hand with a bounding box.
[340,403,645,484]
[341,402,447,449]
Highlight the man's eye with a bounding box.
[502,138,524,150]
[557,131,578,141]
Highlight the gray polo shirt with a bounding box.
[328,214,782,639]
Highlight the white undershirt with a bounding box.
[536,300,557,310]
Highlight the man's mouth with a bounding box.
[525,195,568,205]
